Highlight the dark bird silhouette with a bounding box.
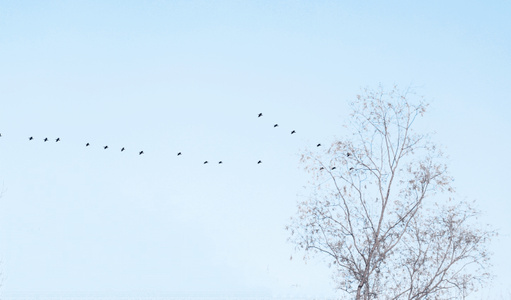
[274,124,279,128]
[139,151,144,155]
[257,160,262,164]
[55,138,60,142]
[317,143,321,147]
[177,152,182,156]
[347,153,351,157]
[204,161,208,164]
[44,138,48,142]
[29,137,33,140]
[291,130,296,134]
[349,167,354,171]
[218,161,223,164]
[258,113,263,117]
[320,167,324,170]
[104,146,108,149]
[121,147,125,152]
[86,143,90,147]
[0,133,2,137]
[331,167,336,170]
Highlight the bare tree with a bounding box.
[287,86,495,299]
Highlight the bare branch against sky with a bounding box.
[288,86,496,299]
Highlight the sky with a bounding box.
[0,0,510,298]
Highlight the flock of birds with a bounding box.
[1,113,350,169]
[22,136,146,155]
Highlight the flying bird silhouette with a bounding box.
[274,124,279,128]
[258,113,263,117]
[218,161,223,164]
[204,161,208,164]
[177,152,182,156]
[320,167,324,170]
[104,146,108,149]
[349,167,354,170]
[291,130,296,134]
[257,160,262,164]
[55,138,60,142]
[347,153,351,157]
[317,143,321,147]
[29,137,33,140]
[121,147,125,152]
[44,138,48,142]
[139,151,144,155]
[331,167,336,170]
[86,143,90,147]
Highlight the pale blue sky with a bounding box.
[0,1,510,298]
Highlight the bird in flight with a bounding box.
[320,167,324,170]
[55,138,60,142]
[177,152,182,156]
[317,143,321,147]
[257,160,262,164]
[218,161,223,164]
[86,143,90,147]
[258,113,263,117]
[347,153,351,157]
[331,167,336,170]
[349,167,354,171]
[29,137,33,140]
[121,147,125,152]
[139,151,144,155]
[104,146,108,149]
[44,138,48,142]
[274,124,279,128]
[204,161,208,164]
[291,130,296,134]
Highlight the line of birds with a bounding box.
[1,113,353,169]
[27,136,146,155]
